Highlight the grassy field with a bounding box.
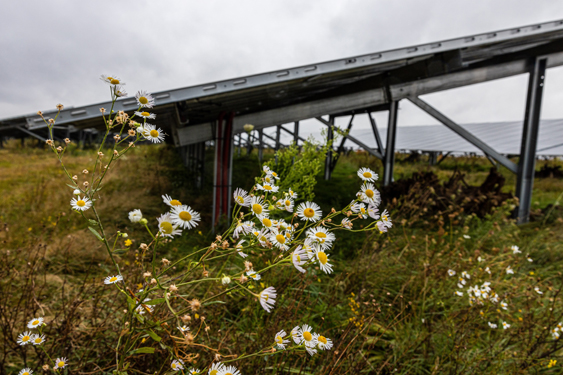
[1,139,563,374]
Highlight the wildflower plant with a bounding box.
[27,75,393,374]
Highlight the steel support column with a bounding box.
[212,113,234,229]
[367,112,384,155]
[275,125,281,150]
[383,101,398,186]
[515,57,547,224]
[258,129,264,162]
[324,116,334,180]
[294,121,300,146]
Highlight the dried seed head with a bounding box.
[169,284,178,292]
[56,146,63,152]
[42,365,50,371]
[189,299,201,311]
[202,270,209,277]
[64,138,71,144]
[48,118,55,125]
[37,110,44,117]
[98,151,104,157]
[46,139,54,146]
[128,142,135,148]
[244,261,253,271]
[114,134,121,141]
[184,332,194,343]
[150,278,157,284]
[143,271,151,278]
[239,275,248,283]
[83,181,89,187]
[181,314,191,323]
[56,103,64,111]
[210,243,217,250]
[128,129,136,137]
[82,169,89,174]
[113,150,119,156]
[216,235,222,242]
[222,241,229,249]
[72,175,78,181]
[139,243,148,251]
[161,258,170,266]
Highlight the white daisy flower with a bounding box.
[73,189,81,195]
[527,257,533,263]
[128,209,143,223]
[511,245,521,254]
[380,209,392,229]
[188,368,200,375]
[171,359,184,371]
[489,293,499,303]
[481,282,491,293]
[17,332,33,346]
[31,334,45,345]
[265,168,280,180]
[279,197,294,212]
[357,167,378,182]
[218,365,241,375]
[295,324,318,353]
[104,275,123,285]
[250,196,269,218]
[314,333,333,350]
[376,220,389,233]
[367,204,380,220]
[233,188,251,207]
[270,230,290,251]
[259,287,277,313]
[178,325,190,333]
[233,221,253,239]
[70,196,92,211]
[208,362,225,375]
[477,256,483,262]
[292,246,308,273]
[27,317,44,329]
[220,275,231,285]
[296,201,322,222]
[485,267,491,274]
[535,287,543,295]
[260,216,274,231]
[100,75,124,86]
[463,235,471,239]
[552,328,561,339]
[307,226,335,247]
[253,228,270,247]
[135,90,155,108]
[53,357,68,370]
[502,321,510,329]
[506,266,514,275]
[256,183,279,193]
[501,301,508,310]
[263,175,276,184]
[171,205,201,230]
[274,330,290,349]
[18,368,32,375]
[135,299,153,315]
[314,247,333,274]
[461,271,471,279]
[341,218,353,229]
[162,194,183,208]
[488,322,497,329]
[287,187,298,199]
[235,240,248,258]
[115,86,128,97]
[134,111,156,119]
[447,269,456,276]
[350,201,366,217]
[455,291,463,297]
[158,213,183,238]
[247,270,261,281]
[359,183,381,206]
[141,123,165,143]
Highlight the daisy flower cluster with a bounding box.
[448,243,545,331]
[17,317,67,371]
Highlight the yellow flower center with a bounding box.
[250,273,257,279]
[383,215,388,221]
[32,320,39,325]
[285,200,291,206]
[363,171,372,178]
[170,199,181,206]
[141,112,150,116]
[252,203,263,214]
[210,371,218,375]
[303,331,312,341]
[23,372,29,375]
[58,361,65,367]
[225,373,233,375]
[315,232,327,238]
[286,232,291,239]
[365,189,374,198]
[110,78,120,84]
[77,200,86,207]
[296,254,301,262]
[236,196,244,204]
[138,96,149,105]
[160,222,173,234]
[172,364,177,369]
[109,276,118,283]
[318,335,327,344]
[265,176,271,183]
[262,218,272,227]
[303,208,315,218]
[264,185,272,191]
[262,293,269,301]
[149,129,159,137]
[360,207,366,214]
[22,335,30,342]
[318,251,328,265]
[276,234,286,244]
[34,337,42,343]
[272,172,278,177]
[179,211,192,221]
[276,335,283,343]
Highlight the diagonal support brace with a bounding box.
[407,96,518,174]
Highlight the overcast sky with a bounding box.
[2,0,563,138]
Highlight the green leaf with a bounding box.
[88,227,104,241]
[143,298,165,305]
[66,183,78,189]
[113,248,129,255]
[130,347,155,354]
[147,329,161,342]
[88,219,99,227]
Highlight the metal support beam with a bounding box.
[16,126,46,142]
[408,96,518,174]
[316,117,384,160]
[383,101,398,186]
[275,125,281,150]
[258,129,263,162]
[330,114,355,173]
[294,121,300,146]
[515,57,547,224]
[367,112,384,155]
[280,125,308,144]
[324,116,334,180]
